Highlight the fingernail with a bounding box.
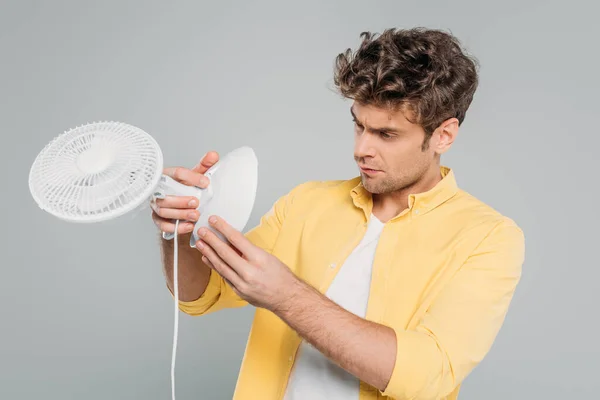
[199,228,206,237]
[188,212,197,220]
[209,216,217,224]
[188,199,197,207]
[196,240,204,249]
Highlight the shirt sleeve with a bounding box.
[380,217,525,400]
[174,182,305,316]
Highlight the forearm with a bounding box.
[275,280,397,391]
[160,231,211,302]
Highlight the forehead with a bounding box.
[351,101,415,127]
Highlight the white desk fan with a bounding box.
[28,121,259,400]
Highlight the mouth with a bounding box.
[359,165,381,175]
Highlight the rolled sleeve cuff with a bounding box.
[168,269,222,316]
[381,328,448,400]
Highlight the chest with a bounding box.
[273,205,487,330]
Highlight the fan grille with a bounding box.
[29,121,163,222]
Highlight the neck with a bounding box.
[372,164,443,222]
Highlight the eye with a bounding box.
[379,131,392,139]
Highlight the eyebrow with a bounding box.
[350,106,403,134]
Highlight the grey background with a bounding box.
[1,0,598,399]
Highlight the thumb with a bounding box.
[192,151,219,174]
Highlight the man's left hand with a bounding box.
[194,215,303,312]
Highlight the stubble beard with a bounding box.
[361,167,427,195]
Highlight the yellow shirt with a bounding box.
[176,166,525,400]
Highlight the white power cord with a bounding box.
[171,219,180,400]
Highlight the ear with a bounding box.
[433,117,459,154]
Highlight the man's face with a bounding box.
[352,102,440,194]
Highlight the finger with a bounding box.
[151,211,195,234]
[163,166,210,188]
[151,203,200,222]
[206,215,258,260]
[197,240,243,288]
[197,227,247,275]
[152,212,195,234]
[192,151,219,174]
[155,195,199,209]
[201,256,236,290]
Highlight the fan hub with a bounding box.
[76,147,114,174]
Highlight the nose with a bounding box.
[354,131,376,160]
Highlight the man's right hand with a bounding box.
[151,151,219,235]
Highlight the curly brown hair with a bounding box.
[333,27,479,149]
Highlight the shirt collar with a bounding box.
[350,166,458,219]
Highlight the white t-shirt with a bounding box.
[283,214,385,400]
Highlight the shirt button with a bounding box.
[289,356,293,361]
[414,209,420,215]
[329,263,336,269]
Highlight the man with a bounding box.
[151,27,525,400]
